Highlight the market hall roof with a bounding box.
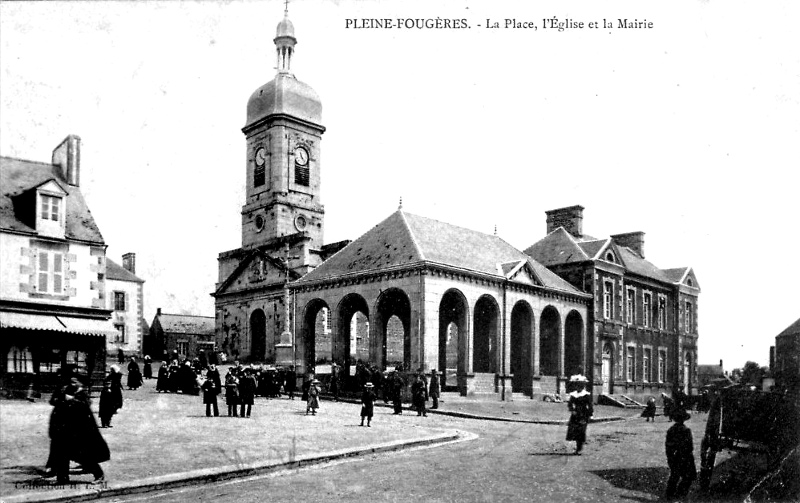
[0,156,104,244]
[295,210,585,296]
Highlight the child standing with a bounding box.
[360,382,376,427]
[306,379,320,415]
[224,370,239,417]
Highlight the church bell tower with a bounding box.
[241,8,325,250]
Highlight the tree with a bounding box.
[738,361,768,387]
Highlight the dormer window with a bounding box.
[41,195,61,222]
[605,252,615,263]
[687,278,693,287]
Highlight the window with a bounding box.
[626,347,635,381]
[114,291,126,311]
[658,297,667,330]
[603,281,614,320]
[643,348,651,382]
[177,341,188,357]
[323,307,332,334]
[7,347,33,373]
[66,350,87,374]
[254,164,265,187]
[626,287,635,324]
[115,324,126,343]
[685,302,693,333]
[642,292,652,327]
[37,250,64,294]
[658,350,666,383]
[605,252,615,262]
[40,195,61,222]
[39,348,62,374]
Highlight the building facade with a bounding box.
[525,205,700,401]
[106,253,145,359]
[213,11,592,399]
[774,317,800,395]
[147,309,215,362]
[1,136,115,396]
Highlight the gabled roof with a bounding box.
[777,317,800,338]
[526,225,696,286]
[106,259,145,283]
[155,313,214,335]
[523,227,589,266]
[296,210,583,295]
[214,248,300,296]
[0,156,104,244]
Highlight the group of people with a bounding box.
[567,375,697,500]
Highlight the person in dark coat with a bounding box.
[224,370,239,417]
[126,357,143,390]
[238,368,257,418]
[284,366,297,400]
[99,369,123,428]
[642,396,657,421]
[662,392,675,421]
[117,348,125,364]
[566,376,593,455]
[201,376,219,417]
[665,409,697,499]
[198,350,208,370]
[46,378,109,484]
[360,382,376,427]
[391,371,405,415]
[179,361,198,395]
[330,362,340,402]
[156,361,169,392]
[143,355,153,379]
[411,374,428,417]
[206,363,222,396]
[429,369,441,409]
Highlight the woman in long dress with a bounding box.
[566,375,593,455]
[306,379,320,415]
[126,357,143,390]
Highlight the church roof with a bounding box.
[777,317,800,338]
[0,156,105,244]
[106,259,145,284]
[295,210,583,295]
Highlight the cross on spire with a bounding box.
[284,0,289,14]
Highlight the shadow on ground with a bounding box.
[591,466,669,498]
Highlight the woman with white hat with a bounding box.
[566,375,593,455]
[360,382,376,427]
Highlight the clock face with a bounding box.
[255,147,266,166]
[295,147,309,166]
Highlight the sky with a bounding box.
[1,0,798,370]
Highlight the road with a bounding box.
[108,410,740,503]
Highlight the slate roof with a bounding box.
[526,225,693,286]
[0,156,104,244]
[156,313,215,335]
[296,210,583,295]
[777,317,800,338]
[106,259,145,283]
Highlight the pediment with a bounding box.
[505,260,543,287]
[215,251,291,296]
[37,179,68,196]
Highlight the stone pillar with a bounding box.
[275,284,294,367]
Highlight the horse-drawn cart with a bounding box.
[699,385,800,490]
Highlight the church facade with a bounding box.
[213,11,592,399]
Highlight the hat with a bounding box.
[672,409,691,422]
[568,374,588,383]
[365,382,374,388]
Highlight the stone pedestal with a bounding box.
[497,374,514,401]
[275,331,294,367]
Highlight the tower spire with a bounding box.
[274,3,297,74]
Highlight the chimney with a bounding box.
[157,308,162,316]
[52,135,81,186]
[122,253,136,274]
[545,205,584,238]
[611,231,645,258]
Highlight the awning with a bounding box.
[0,311,115,337]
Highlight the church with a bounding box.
[213,10,697,400]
